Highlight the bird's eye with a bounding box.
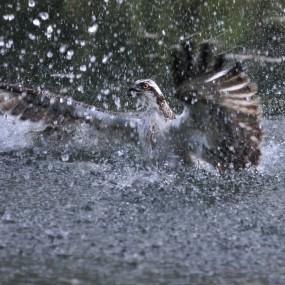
[143,83,149,90]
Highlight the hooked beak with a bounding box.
[128,85,141,97]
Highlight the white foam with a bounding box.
[0,115,46,151]
[258,117,285,175]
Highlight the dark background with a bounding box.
[0,0,284,113]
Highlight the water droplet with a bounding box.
[67,98,73,105]
[114,96,121,110]
[28,33,36,40]
[61,153,70,162]
[66,50,74,60]
[3,14,15,21]
[33,18,40,27]
[90,55,96,63]
[5,40,13,49]
[47,51,53,58]
[102,55,108,64]
[39,12,49,20]
[80,65,87,72]
[28,0,35,7]
[119,46,125,53]
[88,24,98,34]
[102,89,110,95]
[47,25,53,34]
[77,85,84,93]
[59,45,67,53]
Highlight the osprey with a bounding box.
[0,40,262,170]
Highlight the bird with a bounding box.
[0,40,262,170]
[128,79,176,149]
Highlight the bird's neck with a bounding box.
[139,93,175,120]
[156,97,176,120]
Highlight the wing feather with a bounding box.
[0,83,140,134]
[171,41,262,170]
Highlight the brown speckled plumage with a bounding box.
[156,96,176,120]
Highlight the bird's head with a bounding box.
[128,79,165,111]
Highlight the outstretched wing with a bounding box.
[171,41,262,170]
[0,83,140,134]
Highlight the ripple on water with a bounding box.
[0,116,285,285]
